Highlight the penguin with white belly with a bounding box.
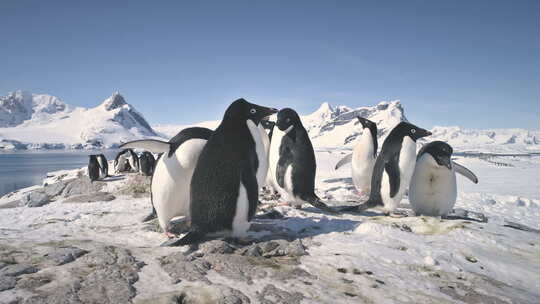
[335,117,378,197]
[409,141,478,216]
[343,122,431,215]
[120,127,213,237]
[97,154,109,179]
[268,108,337,213]
[172,99,278,245]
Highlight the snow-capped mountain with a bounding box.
[0,91,158,150]
[0,91,69,127]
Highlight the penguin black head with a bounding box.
[276,108,301,132]
[418,141,453,169]
[394,122,432,141]
[88,155,98,161]
[223,98,278,125]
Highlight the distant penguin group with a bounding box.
[113,97,480,246]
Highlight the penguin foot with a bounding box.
[165,231,178,239]
[386,210,409,218]
[141,212,157,222]
[277,201,292,206]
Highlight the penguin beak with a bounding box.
[437,156,452,169]
[261,107,278,118]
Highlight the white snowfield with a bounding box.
[0,150,539,302]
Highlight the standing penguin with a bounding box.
[344,122,431,215]
[174,98,278,245]
[88,155,101,182]
[268,108,336,213]
[260,119,278,192]
[335,117,378,197]
[409,141,478,216]
[139,151,156,176]
[126,149,140,172]
[97,154,109,179]
[120,127,213,236]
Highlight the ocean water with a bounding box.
[0,150,118,197]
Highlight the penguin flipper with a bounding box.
[452,161,479,184]
[120,140,170,154]
[276,148,293,188]
[384,158,401,198]
[335,153,352,170]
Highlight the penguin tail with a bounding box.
[304,194,339,214]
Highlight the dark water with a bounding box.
[0,150,118,197]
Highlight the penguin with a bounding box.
[120,127,213,236]
[139,151,156,176]
[113,149,132,173]
[88,155,101,182]
[126,149,140,172]
[256,118,271,188]
[409,141,478,216]
[97,154,109,179]
[335,117,378,197]
[268,108,336,213]
[343,122,432,215]
[174,98,278,245]
[260,119,279,193]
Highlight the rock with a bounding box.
[0,199,23,209]
[16,274,52,289]
[24,246,142,304]
[0,264,38,277]
[256,284,304,304]
[242,239,307,258]
[160,253,212,284]
[43,246,88,266]
[22,191,50,207]
[117,174,151,198]
[135,284,250,304]
[197,240,236,255]
[61,177,104,197]
[62,192,116,203]
[0,275,16,291]
[43,180,68,197]
[255,210,284,220]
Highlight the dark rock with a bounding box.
[160,253,212,284]
[43,246,88,266]
[62,192,116,203]
[16,274,52,289]
[0,275,16,291]
[256,284,304,304]
[255,210,284,220]
[0,264,38,277]
[197,240,236,255]
[22,191,50,208]
[137,285,250,304]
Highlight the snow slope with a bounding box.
[0,92,158,150]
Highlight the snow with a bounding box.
[1,149,539,302]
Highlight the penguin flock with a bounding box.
[87,148,157,183]
[114,98,479,245]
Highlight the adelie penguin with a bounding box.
[409,141,478,216]
[173,98,278,246]
[120,127,212,237]
[88,154,108,182]
[138,151,156,176]
[260,119,279,193]
[114,149,132,173]
[342,122,431,216]
[268,108,336,213]
[335,117,378,197]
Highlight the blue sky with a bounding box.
[1,0,539,129]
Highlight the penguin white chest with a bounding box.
[152,138,207,232]
[351,131,376,193]
[381,136,418,212]
[246,120,268,187]
[409,154,457,216]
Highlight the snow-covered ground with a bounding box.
[1,149,538,303]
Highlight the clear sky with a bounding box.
[1,0,539,129]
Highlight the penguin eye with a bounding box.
[250,109,257,114]
[411,129,416,134]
